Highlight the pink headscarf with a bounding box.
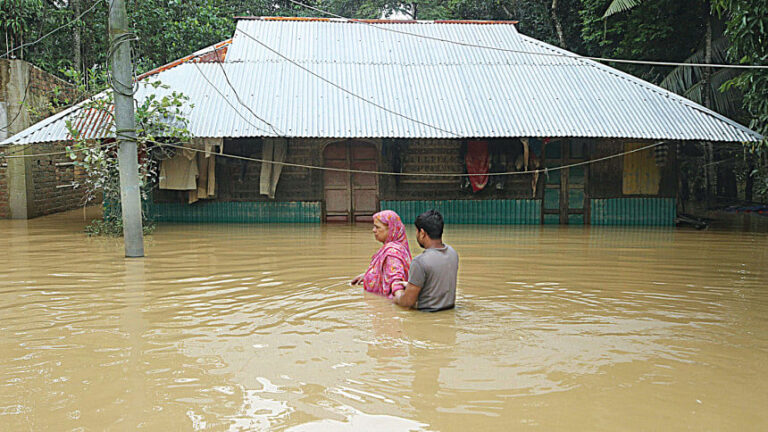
[362,210,412,298]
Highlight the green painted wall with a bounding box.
[590,198,676,226]
[146,201,322,223]
[134,198,674,226]
[381,199,541,225]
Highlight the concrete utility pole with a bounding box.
[109,0,144,257]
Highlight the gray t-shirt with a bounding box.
[408,244,459,312]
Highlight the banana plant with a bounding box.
[603,0,644,18]
[660,37,742,116]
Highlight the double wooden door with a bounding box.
[323,141,378,223]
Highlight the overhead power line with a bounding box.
[0,77,33,133]
[234,27,462,138]
[3,134,667,179]
[190,60,275,136]
[210,45,283,136]
[2,0,106,59]
[0,141,116,159]
[286,0,768,70]
[142,138,666,178]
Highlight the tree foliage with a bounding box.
[2,0,766,203]
[64,79,192,236]
[714,0,768,150]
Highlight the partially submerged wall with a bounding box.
[0,60,80,219]
[148,137,678,225]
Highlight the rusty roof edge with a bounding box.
[3,39,235,146]
[0,91,115,146]
[136,39,232,81]
[234,16,519,24]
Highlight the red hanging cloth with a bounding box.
[466,140,490,192]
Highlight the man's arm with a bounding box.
[393,282,422,308]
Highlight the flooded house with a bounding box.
[1,18,762,225]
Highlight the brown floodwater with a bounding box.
[1,209,767,431]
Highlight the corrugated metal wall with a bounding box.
[590,198,676,226]
[135,198,674,226]
[147,201,321,223]
[381,199,540,225]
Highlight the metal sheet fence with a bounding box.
[146,201,322,223]
[381,199,541,225]
[590,198,676,226]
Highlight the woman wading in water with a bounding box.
[351,210,412,298]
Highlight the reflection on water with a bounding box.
[1,209,767,431]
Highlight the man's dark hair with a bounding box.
[415,209,444,239]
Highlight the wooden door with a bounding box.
[323,141,378,223]
[542,140,589,224]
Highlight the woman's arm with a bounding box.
[350,273,365,285]
[393,282,422,308]
[382,256,408,296]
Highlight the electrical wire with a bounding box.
[286,0,768,70]
[0,141,117,159]
[1,0,107,59]
[0,76,33,132]
[135,138,667,178]
[210,45,282,136]
[107,32,140,97]
[234,27,463,138]
[190,61,275,136]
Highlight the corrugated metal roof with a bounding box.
[2,19,762,145]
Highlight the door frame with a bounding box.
[540,138,591,225]
[322,139,380,223]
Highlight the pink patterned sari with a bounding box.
[362,210,412,298]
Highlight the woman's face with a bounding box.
[373,218,389,243]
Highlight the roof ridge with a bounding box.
[234,16,518,25]
[137,39,232,81]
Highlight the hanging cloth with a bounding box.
[159,148,198,191]
[260,138,287,199]
[466,140,490,193]
[184,138,221,203]
[194,138,219,200]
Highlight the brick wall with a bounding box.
[0,142,89,219]
[28,141,88,216]
[24,63,78,126]
[381,138,536,201]
[153,138,537,205]
[1,59,80,219]
[150,138,679,211]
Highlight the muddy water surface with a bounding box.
[1,210,767,431]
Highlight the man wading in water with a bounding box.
[393,210,459,312]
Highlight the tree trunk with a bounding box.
[501,3,514,19]
[701,5,715,203]
[73,0,82,75]
[551,0,568,49]
[744,149,754,202]
[407,2,417,20]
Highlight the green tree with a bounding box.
[65,79,193,236]
[0,0,43,60]
[713,0,768,148]
[714,0,768,199]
